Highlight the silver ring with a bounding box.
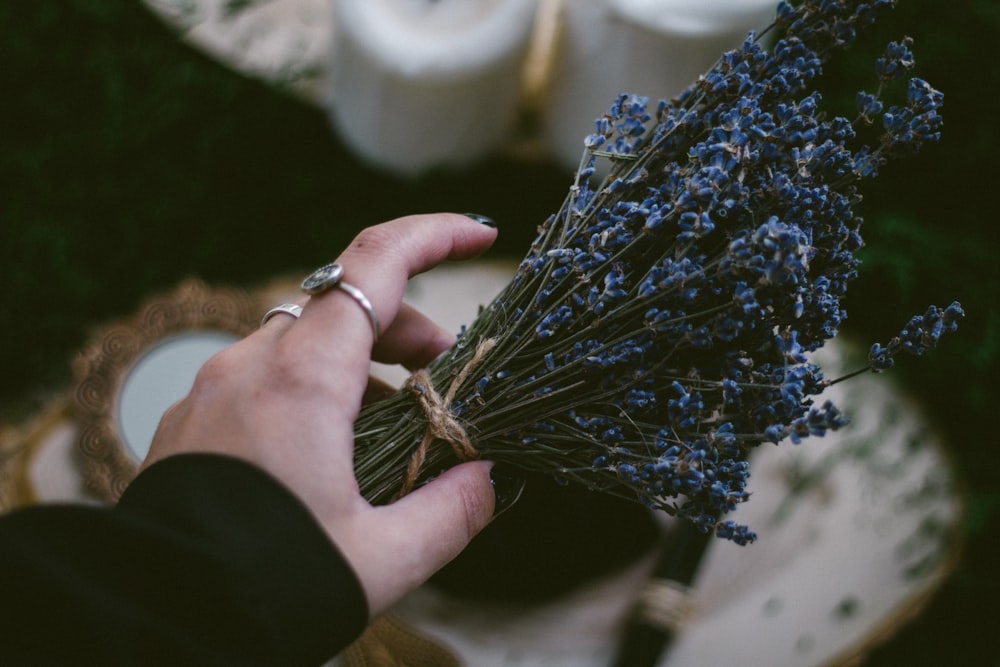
[260,303,303,328]
[301,262,381,343]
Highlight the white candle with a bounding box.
[326,0,539,175]
[542,0,777,172]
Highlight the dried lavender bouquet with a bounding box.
[353,0,963,543]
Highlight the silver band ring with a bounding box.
[260,303,303,328]
[300,262,381,343]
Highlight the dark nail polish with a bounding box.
[489,464,525,518]
[462,213,496,228]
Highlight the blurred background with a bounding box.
[1,1,996,664]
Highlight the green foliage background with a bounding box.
[2,2,997,664]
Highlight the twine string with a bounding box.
[399,338,497,496]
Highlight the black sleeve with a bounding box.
[0,453,369,666]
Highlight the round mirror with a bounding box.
[116,331,238,462]
[74,280,258,500]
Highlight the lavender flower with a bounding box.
[351,0,962,543]
[868,301,965,371]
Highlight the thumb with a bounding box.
[345,461,523,615]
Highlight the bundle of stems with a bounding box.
[352,0,962,543]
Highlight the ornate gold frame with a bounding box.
[72,279,258,501]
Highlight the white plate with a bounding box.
[371,269,962,667]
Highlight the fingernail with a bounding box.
[462,213,496,228]
[489,464,525,518]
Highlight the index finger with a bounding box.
[285,213,497,383]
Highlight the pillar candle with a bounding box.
[542,0,777,172]
[326,0,539,175]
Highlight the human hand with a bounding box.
[144,213,520,616]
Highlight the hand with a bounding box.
[144,213,506,616]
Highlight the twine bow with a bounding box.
[399,338,496,496]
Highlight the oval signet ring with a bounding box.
[300,262,380,342]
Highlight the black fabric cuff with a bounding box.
[115,453,369,663]
[0,453,368,665]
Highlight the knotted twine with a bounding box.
[398,338,497,497]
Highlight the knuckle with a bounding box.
[350,224,406,258]
[257,344,315,394]
[192,344,303,401]
[193,347,239,387]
